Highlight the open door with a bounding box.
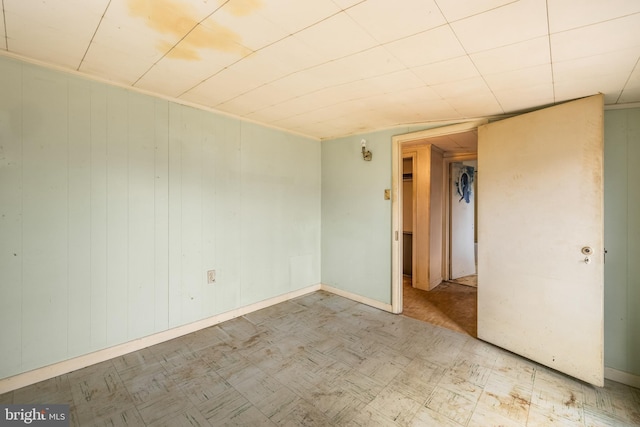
[477,95,604,386]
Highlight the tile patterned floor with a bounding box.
[1,291,639,426]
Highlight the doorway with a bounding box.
[391,121,487,337]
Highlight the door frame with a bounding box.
[391,120,487,313]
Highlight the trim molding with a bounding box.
[320,284,393,312]
[604,367,640,389]
[0,284,321,394]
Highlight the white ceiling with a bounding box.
[2,0,639,140]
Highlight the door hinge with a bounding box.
[395,231,399,241]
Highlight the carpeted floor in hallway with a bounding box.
[402,276,477,337]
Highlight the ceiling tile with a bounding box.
[384,25,465,68]
[279,46,406,93]
[84,13,169,66]
[346,0,446,44]
[548,0,640,33]
[451,0,548,54]
[88,13,159,55]
[294,12,379,61]
[4,0,107,27]
[180,64,267,107]
[366,69,426,93]
[483,64,552,93]
[255,0,341,35]
[245,104,300,124]
[216,84,292,116]
[406,99,463,122]
[134,47,248,98]
[80,41,159,86]
[553,78,620,105]
[553,49,639,83]
[267,70,334,100]
[257,36,330,71]
[370,86,461,121]
[106,0,219,46]
[277,104,349,128]
[331,0,366,8]
[331,46,407,78]
[4,0,107,68]
[383,85,443,104]
[551,14,640,62]
[435,0,516,22]
[553,49,640,104]
[80,12,167,83]
[307,81,383,106]
[259,74,425,127]
[208,2,289,51]
[5,20,89,69]
[161,17,255,61]
[493,82,555,112]
[226,51,300,87]
[471,36,550,76]
[413,56,479,86]
[431,74,490,100]
[446,91,503,117]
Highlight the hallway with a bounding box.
[402,276,477,337]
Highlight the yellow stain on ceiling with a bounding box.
[128,0,257,60]
[219,0,264,17]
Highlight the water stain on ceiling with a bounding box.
[220,0,263,17]
[128,0,260,60]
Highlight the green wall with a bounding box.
[321,129,403,304]
[603,108,640,377]
[0,56,321,380]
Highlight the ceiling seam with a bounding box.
[2,0,7,50]
[615,55,640,104]
[77,0,112,71]
[545,0,556,104]
[442,0,520,24]
[550,11,640,35]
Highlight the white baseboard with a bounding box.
[320,284,393,312]
[604,367,640,389]
[15,285,635,393]
[0,284,321,394]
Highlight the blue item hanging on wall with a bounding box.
[456,166,474,204]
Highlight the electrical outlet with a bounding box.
[207,270,216,284]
